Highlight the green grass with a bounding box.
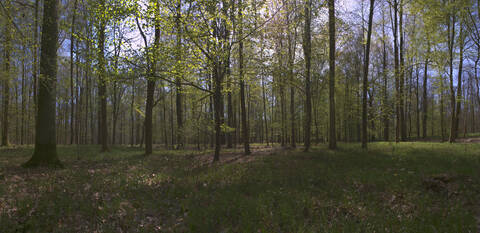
[0,142,479,232]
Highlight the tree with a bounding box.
[362,0,375,149]
[23,0,62,167]
[303,0,312,152]
[1,0,12,147]
[97,0,109,152]
[328,0,337,149]
[70,0,78,145]
[239,0,251,155]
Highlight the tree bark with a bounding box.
[24,0,62,167]
[238,0,251,155]
[69,0,78,145]
[303,0,312,151]
[97,6,108,152]
[1,0,12,147]
[175,1,184,150]
[422,45,429,138]
[448,14,456,143]
[362,0,374,149]
[327,0,336,149]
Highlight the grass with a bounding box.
[0,142,479,232]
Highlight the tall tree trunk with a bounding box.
[382,7,389,141]
[213,65,225,162]
[287,1,297,148]
[327,0,336,149]
[175,1,184,149]
[422,45,429,138]
[399,0,406,141]
[97,10,108,152]
[362,0,374,149]
[144,2,160,155]
[239,0,251,155]
[448,14,456,143]
[33,0,39,109]
[454,24,464,140]
[303,0,312,151]
[261,33,269,146]
[2,0,12,147]
[226,69,234,148]
[391,0,400,142]
[21,44,26,145]
[24,0,62,167]
[69,0,78,144]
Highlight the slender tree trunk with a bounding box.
[238,0,251,155]
[144,2,160,155]
[448,15,456,143]
[24,0,62,167]
[382,7,389,141]
[422,45,429,138]
[2,0,12,147]
[130,79,135,146]
[399,0,406,141]
[226,71,233,148]
[454,24,464,140]
[97,13,108,152]
[175,1,184,149]
[361,0,374,149]
[261,46,269,146]
[391,0,400,143]
[327,0,336,149]
[21,44,26,145]
[213,65,225,162]
[303,0,312,151]
[69,0,77,144]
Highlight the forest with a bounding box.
[1,0,480,231]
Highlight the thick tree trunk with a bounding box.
[24,0,62,167]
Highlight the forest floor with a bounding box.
[0,142,479,232]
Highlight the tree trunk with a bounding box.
[303,0,312,151]
[2,0,12,147]
[448,15,456,143]
[238,0,251,155]
[422,45,429,138]
[98,13,108,152]
[361,0,374,149]
[175,2,184,150]
[145,2,161,155]
[327,0,336,149]
[454,24,464,140]
[399,0,406,141]
[24,0,62,167]
[382,13,389,141]
[69,0,78,145]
